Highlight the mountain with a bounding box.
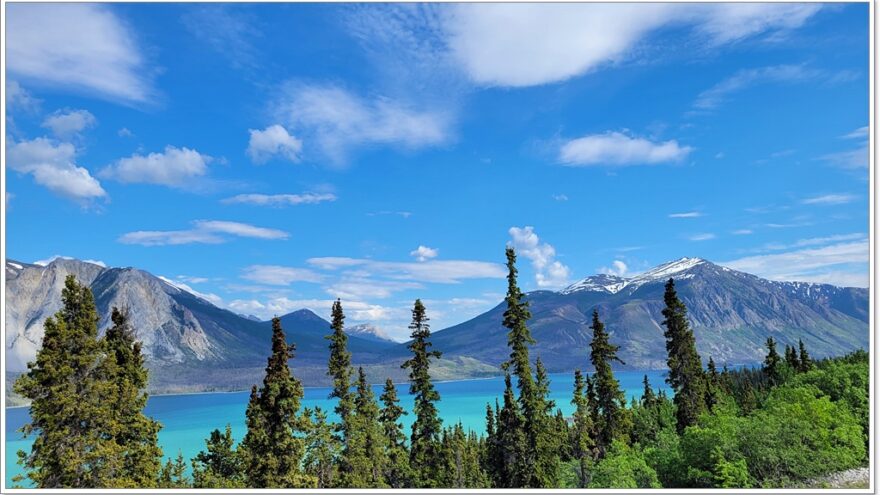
[347,323,398,344]
[428,258,868,371]
[4,258,399,393]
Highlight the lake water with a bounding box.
[5,370,668,487]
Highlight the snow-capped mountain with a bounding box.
[347,323,398,344]
[430,257,868,370]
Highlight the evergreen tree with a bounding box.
[325,299,355,475]
[661,278,707,433]
[763,337,782,385]
[240,316,314,488]
[784,345,800,371]
[571,369,595,488]
[192,425,244,488]
[14,276,159,488]
[495,373,527,488]
[401,299,443,487]
[303,407,339,488]
[483,402,500,486]
[158,452,190,488]
[438,423,489,488]
[705,357,720,411]
[589,310,629,453]
[344,367,387,487]
[379,379,412,487]
[797,339,813,372]
[641,374,656,407]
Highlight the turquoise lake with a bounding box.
[5,370,668,486]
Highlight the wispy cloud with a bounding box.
[820,126,869,169]
[119,220,289,246]
[687,233,716,241]
[307,257,505,284]
[7,4,155,104]
[732,229,753,235]
[241,265,324,286]
[181,5,262,71]
[801,193,858,205]
[508,226,571,288]
[559,131,693,167]
[722,239,868,287]
[222,192,336,207]
[669,211,703,218]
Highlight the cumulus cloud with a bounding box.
[508,226,571,288]
[410,245,439,261]
[559,131,693,167]
[801,194,858,205]
[439,4,821,88]
[7,4,154,103]
[598,260,628,277]
[42,109,97,139]
[275,83,452,164]
[101,146,212,188]
[246,125,302,164]
[222,192,336,207]
[307,257,505,284]
[7,137,106,201]
[722,239,868,288]
[118,220,288,246]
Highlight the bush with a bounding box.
[589,441,661,488]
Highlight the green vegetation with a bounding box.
[13,254,870,489]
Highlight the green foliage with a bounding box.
[192,425,244,488]
[643,429,685,487]
[493,373,528,487]
[763,337,783,385]
[343,367,387,487]
[589,310,629,452]
[570,369,595,487]
[797,339,813,372]
[379,379,412,487]
[239,316,315,488]
[14,277,162,488]
[325,299,354,476]
[401,299,443,487]
[438,423,490,487]
[158,452,190,488]
[588,441,661,488]
[711,446,752,488]
[661,278,707,432]
[303,407,339,488]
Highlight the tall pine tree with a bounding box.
[379,379,412,487]
[763,337,782,385]
[571,369,595,488]
[325,300,354,469]
[798,339,813,372]
[303,407,339,488]
[191,425,244,488]
[344,367,387,487]
[588,310,628,454]
[661,278,707,432]
[401,299,443,487]
[240,316,314,488]
[495,373,527,488]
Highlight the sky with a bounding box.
[4,3,870,341]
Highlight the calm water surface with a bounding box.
[5,370,668,486]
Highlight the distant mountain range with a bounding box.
[5,257,868,396]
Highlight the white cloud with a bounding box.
[158,276,223,306]
[410,245,439,262]
[275,83,452,164]
[439,4,821,88]
[6,81,41,114]
[118,127,133,138]
[7,4,153,103]
[42,109,97,139]
[669,211,703,218]
[307,257,505,284]
[760,233,866,252]
[821,127,869,169]
[732,229,753,235]
[552,194,569,202]
[560,131,693,167]
[801,194,858,205]
[33,255,106,268]
[227,297,402,323]
[101,146,212,187]
[181,5,261,71]
[688,233,716,241]
[841,126,869,140]
[694,65,827,110]
[326,278,422,300]
[118,220,288,246]
[241,265,324,286]
[722,240,868,288]
[598,260,628,277]
[246,125,302,164]
[508,226,571,288]
[7,137,106,201]
[367,210,412,218]
[222,192,336,207]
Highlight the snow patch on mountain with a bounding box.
[562,257,707,295]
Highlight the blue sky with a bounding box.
[4,3,869,340]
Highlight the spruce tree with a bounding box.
[240,316,314,488]
[379,379,412,488]
[661,278,707,433]
[14,276,148,488]
[797,339,813,372]
[571,369,595,487]
[495,373,527,488]
[641,374,656,407]
[99,308,163,487]
[589,310,628,453]
[158,452,190,488]
[192,425,244,488]
[345,367,387,487]
[325,299,354,472]
[401,299,443,487]
[784,345,800,370]
[763,337,782,385]
[303,407,339,488]
[705,357,720,411]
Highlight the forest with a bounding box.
[12,247,870,489]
